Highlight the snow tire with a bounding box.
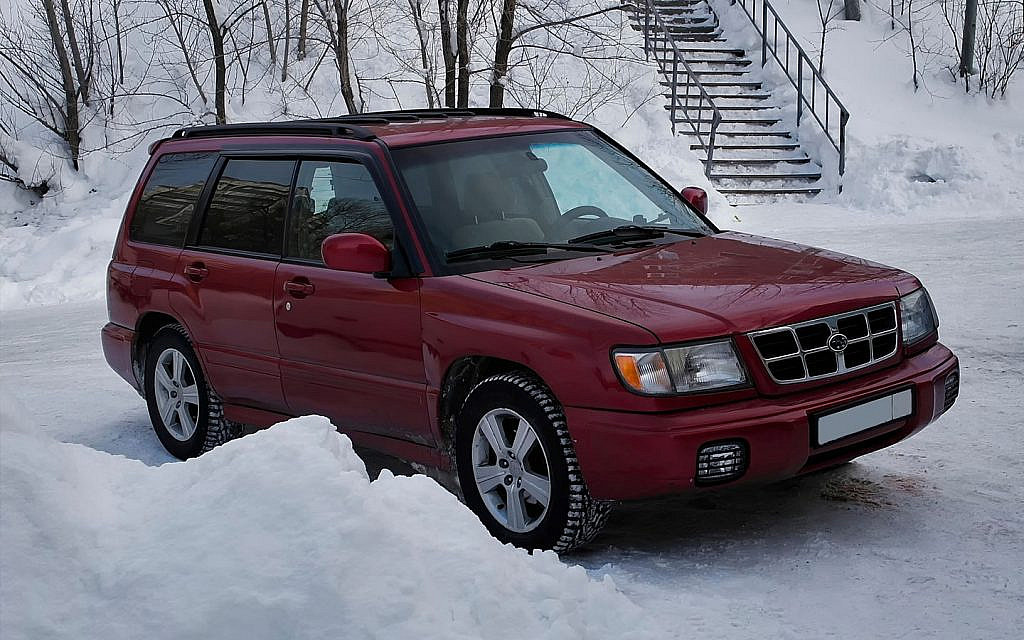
[455,371,611,552]
[143,325,242,459]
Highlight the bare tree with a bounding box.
[202,0,228,123]
[439,0,456,106]
[456,0,470,107]
[298,0,311,60]
[408,0,437,108]
[282,0,292,80]
[313,0,360,113]
[816,0,845,70]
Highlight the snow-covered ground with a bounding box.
[3,203,1022,638]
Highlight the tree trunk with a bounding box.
[489,0,517,107]
[456,0,469,107]
[282,0,291,81]
[202,0,227,123]
[298,0,310,60]
[41,0,81,168]
[333,0,359,113]
[58,0,90,105]
[409,0,435,108]
[438,0,456,107]
[843,0,861,20]
[261,0,277,65]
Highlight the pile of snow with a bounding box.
[0,404,661,639]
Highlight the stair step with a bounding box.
[661,97,777,109]
[684,58,751,66]
[681,80,762,87]
[664,109,781,124]
[676,47,746,55]
[717,187,823,195]
[680,130,795,138]
[706,157,812,165]
[711,172,821,180]
[692,142,801,150]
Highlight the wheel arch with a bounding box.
[133,311,192,391]
[437,356,550,463]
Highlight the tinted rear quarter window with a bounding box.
[129,152,216,246]
[198,159,295,255]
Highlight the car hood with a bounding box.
[464,231,921,343]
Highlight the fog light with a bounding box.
[695,440,748,485]
[943,368,959,413]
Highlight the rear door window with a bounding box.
[197,159,295,256]
[129,152,217,246]
[287,160,394,262]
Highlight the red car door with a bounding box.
[273,157,430,444]
[169,157,294,412]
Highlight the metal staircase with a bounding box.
[631,0,850,203]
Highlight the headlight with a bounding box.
[613,339,748,395]
[899,287,939,345]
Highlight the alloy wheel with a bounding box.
[471,408,552,533]
[153,347,201,441]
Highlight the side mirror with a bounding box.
[681,186,708,215]
[321,233,391,274]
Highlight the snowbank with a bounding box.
[0,408,661,639]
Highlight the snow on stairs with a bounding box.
[631,0,824,203]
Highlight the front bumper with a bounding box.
[567,343,959,501]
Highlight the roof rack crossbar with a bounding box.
[317,108,571,124]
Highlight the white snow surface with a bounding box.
[0,409,659,639]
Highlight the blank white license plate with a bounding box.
[815,389,913,446]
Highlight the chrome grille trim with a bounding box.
[748,302,900,384]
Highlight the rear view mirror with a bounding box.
[321,233,391,274]
[681,186,708,215]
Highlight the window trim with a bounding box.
[185,148,416,277]
[129,151,219,249]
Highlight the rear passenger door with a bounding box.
[169,157,293,412]
[274,157,430,444]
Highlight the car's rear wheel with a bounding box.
[144,326,239,459]
[456,371,611,552]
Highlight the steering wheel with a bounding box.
[560,205,608,221]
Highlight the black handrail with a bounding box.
[636,0,722,176]
[731,0,850,175]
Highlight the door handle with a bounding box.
[284,279,315,298]
[183,262,208,282]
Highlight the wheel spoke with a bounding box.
[154,366,174,393]
[520,470,551,506]
[511,420,537,461]
[171,350,184,385]
[478,413,508,455]
[505,488,527,531]
[473,464,505,494]
[177,405,196,439]
[180,384,200,406]
[159,397,177,429]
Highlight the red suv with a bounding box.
[102,109,959,551]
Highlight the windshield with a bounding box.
[392,130,713,266]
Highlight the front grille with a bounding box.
[749,302,900,384]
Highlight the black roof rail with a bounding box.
[172,120,378,142]
[170,108,573,143]
[320,108,572,123]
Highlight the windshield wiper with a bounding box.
[445,241,612,264]
[568,225,707,246]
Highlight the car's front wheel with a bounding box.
[456,372,610,552]
[143,326,238,459]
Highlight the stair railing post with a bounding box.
[671,57,679,136]
[796,60,803,125]
[839,109,848,176]
[644,1,651,61]
[761,1,768,67]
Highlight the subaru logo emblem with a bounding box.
[828,332,849,352]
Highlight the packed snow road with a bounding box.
[1,207,1021,638]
